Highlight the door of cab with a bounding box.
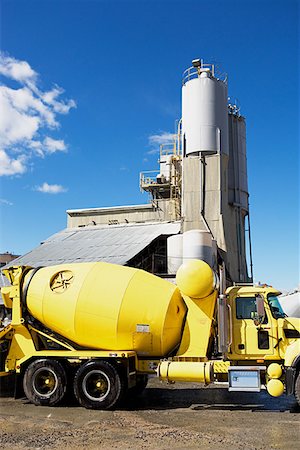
[231,294,278,358]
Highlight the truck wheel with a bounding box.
[74,360,123,410]
[295,371,300,406]
[23,359,67,406]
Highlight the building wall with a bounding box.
[0,253,20,268]
[67,203,170,228]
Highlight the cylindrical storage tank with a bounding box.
[159,360,213,384]
[167,234,183,274]
[278,292,300,317]
[228,114,249,211]
[24,262,186,357]
[182,229,213,267]
[266,379,284,397]
[182,68,229,155]
[159,154,173,181]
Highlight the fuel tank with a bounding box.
[24,262,186,357]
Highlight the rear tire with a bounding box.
[74,360,124,410]
[23,359,67,406]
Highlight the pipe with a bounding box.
[247,211,254,281]
[199,154,212,234]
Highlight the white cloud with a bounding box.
[42,86,64,104]
[44,137,67,153]
[28,137,67,157]
[148,132,175,146]
[0,149,27,176]
[35,182,68,194]
[0,53,36,83]
[0,87,41,146]
[147,131,175,154]
[0,198,13,206]
[42,85,76,114]
[0,51,76,177]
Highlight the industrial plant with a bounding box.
[1,59,300,413]
[6,59,252,285]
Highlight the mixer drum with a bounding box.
[25,262,186,357]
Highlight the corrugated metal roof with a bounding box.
[2,221,181,269]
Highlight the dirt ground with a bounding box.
[0,376,299,450]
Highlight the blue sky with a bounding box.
[0,0,299,291]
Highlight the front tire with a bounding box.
[74,360,124,410]
[23,359,67,406]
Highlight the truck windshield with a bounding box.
[268,295,286,319]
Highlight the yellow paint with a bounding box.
[5,325,35,371]
[1,286,13,308]
[228,288,280,360]
[136,359,159,374]
[278,317,300,363]
[24,262,186,357]
[267,379,284,397]
[159,360,213,383]
[284,339,300,367]
[177,292,217,357]
[2,267,24,326]
[176,259,216,298]
[213,360,230,373]
[267,363,282,379]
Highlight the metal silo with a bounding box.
[227,104,252,281]
[182,60,229,155]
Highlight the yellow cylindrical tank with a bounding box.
[158,361,213,384]
[25,262,186,357]
[267,363,282,379]
[266,379,284,397]
[176,259,217,298]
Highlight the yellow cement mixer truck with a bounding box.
[0,260,300,410]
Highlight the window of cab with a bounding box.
[236,296,268,323]
[267,295,286,319]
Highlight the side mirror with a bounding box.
[251,294,265,325]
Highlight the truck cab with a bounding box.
[227,285,299,361]
[223,285,300,399]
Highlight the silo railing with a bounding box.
[182,64,227,85]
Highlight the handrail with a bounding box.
[182,65,227,85]
[140,171,160,186]
[227,303,233,348]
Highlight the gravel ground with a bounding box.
[0,376,299,449]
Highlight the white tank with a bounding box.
[182,65,229,156]
[279,292,300,318]
[159,154,172,181]
[167,234,183,274]
[182,230,213,267]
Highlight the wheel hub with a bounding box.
[82,370,110,401]
[33,368,58,397]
